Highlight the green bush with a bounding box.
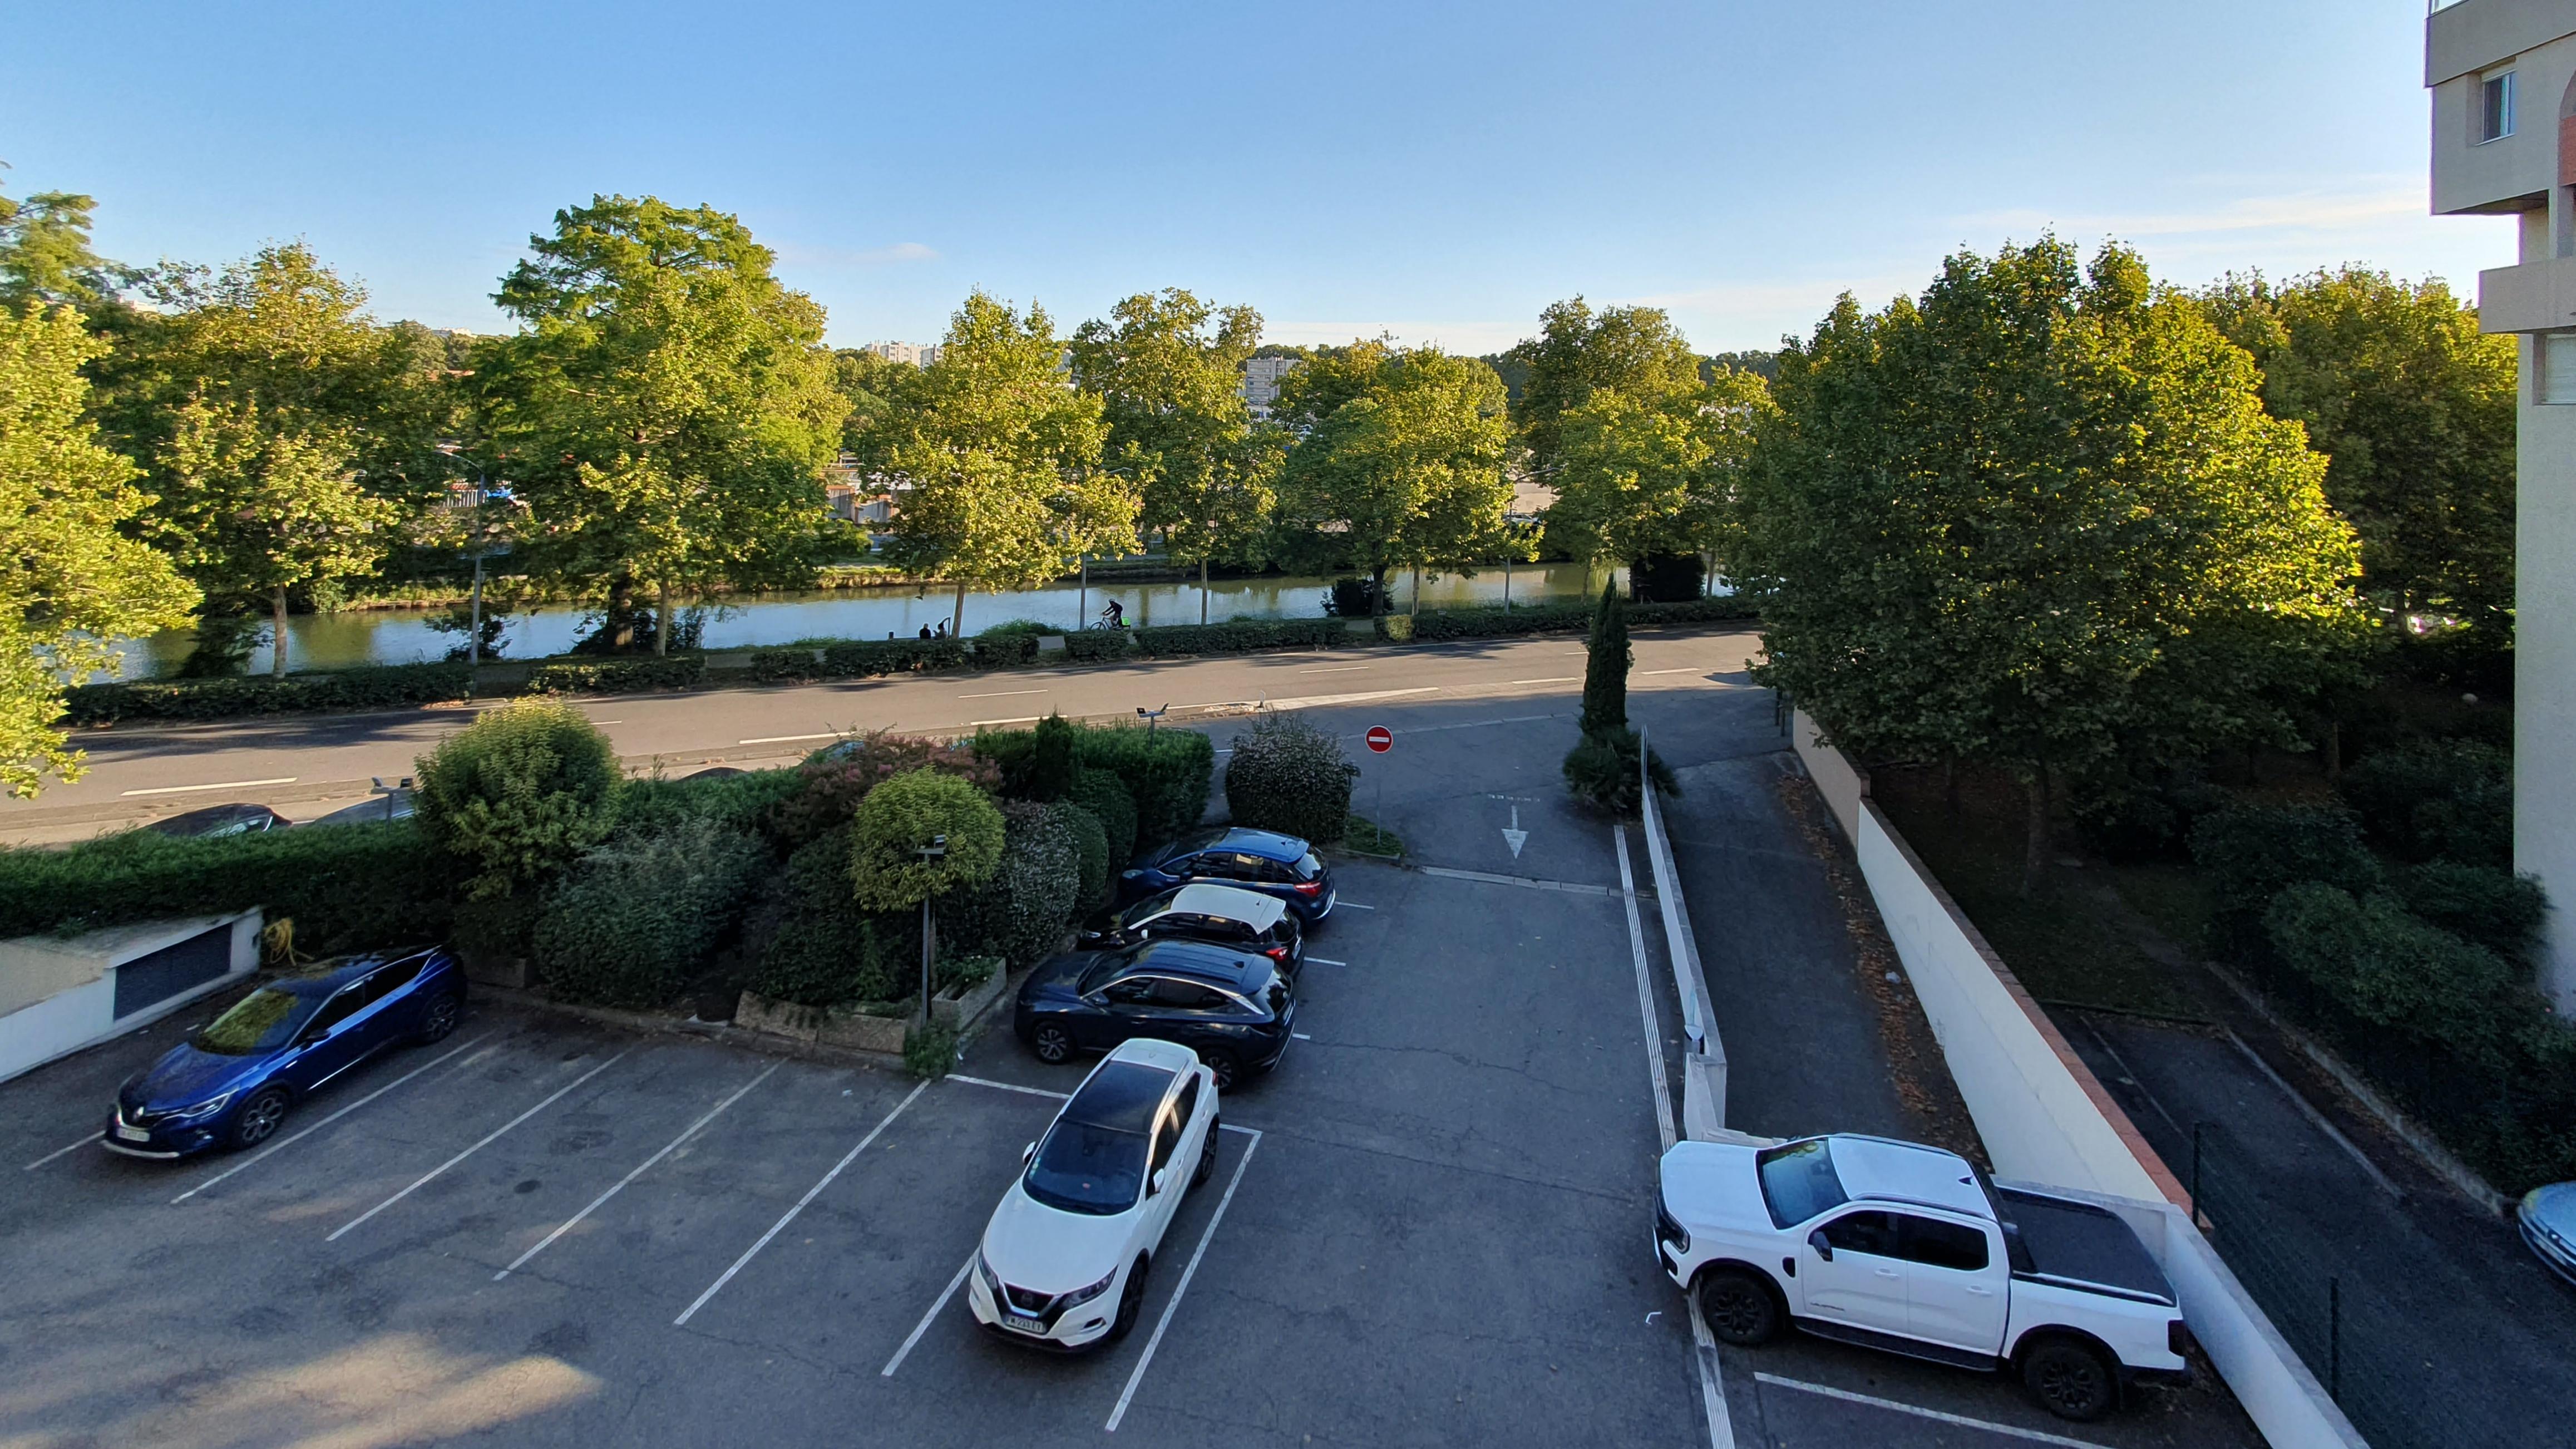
[2391,860,2548,971]
[524,654,708,695]
[1324,576,1384,617]
[618,767,802,840]
[744,637,973,683]
[0,820,456,950]
[1399,595,1753,643]
[531,815,768,1008]
[1131,618,1349,657]
[977,618,1058,638]
[904,1022,958,1079]
[1058,802,1110,908]
[1069,767,1138,868]
[939,799,1081,967]
[2263,882,2523,1063]
[752,826,906,1006]
[61,662,474,724]
[850,768,1005,910]
[1223,712,1359,844]
[413,700,625,900]
[1062,630,1134,662]
[973,633,1040,667]
[1074,725,1212,844]
[2188,804,2382,923]
[1027,714,1079,801]
[769,732,1000,849]
[2069,765,2231,864]
[2341,740,2512,866]
[1581,580,1629,736]
[1562,727,1676,815]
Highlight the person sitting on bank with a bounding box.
[918,624,932,640]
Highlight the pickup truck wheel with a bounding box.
[2021,1337,2118,1422]
[1695,1268,1781,1347]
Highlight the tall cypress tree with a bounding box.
[1580,577,1630,736]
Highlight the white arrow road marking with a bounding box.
[1502,805,1528,860]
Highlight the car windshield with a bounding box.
[1756,1138,1849,1228]
[190,988,318,1056]
[1023,1121,1149,1215]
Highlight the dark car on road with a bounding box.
[1078,883,1302,973]
[1119,827,1335,924]
[144,803,290,839]
[1015,939,1294,1089]
[104,945,465,1159]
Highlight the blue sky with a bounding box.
[2,0,2508,356]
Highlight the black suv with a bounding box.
[1015,939,1295,1089]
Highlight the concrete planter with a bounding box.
[818,1007,908,1054]
[735,990,823,1042]
[462,955,534,990]
[931,967,1009,1032]
[736,992,911,1055]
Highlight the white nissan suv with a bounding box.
[968,1038,1220,1351]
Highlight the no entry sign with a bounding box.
[1365,724,1393,753]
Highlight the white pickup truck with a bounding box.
[1656,1133,2190,1422]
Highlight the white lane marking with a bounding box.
[120,777,297,797]
[1290,1032,1313,1041]
[1105,1128,1261,1432]
[1751,1374,2109,1448]
[587,719,624,725]
[958,689,1049,699]
[948,1073,1070,1101]
[738,732,840,745]
[325,1049,629,1241]
[1332,901,1375,910]
[1615,825,1733,1449]
[23,1132,101,1171]
[494,1063,779,1281]
[971,715,1046,726]
[1302,957,1348,967]
[1415,864,1627,898]
[1297,665,1370,673]
[1511,677,1581,685]
[881,1251,978,1378]
[674,1078,929,1325]
[173,1037,488,1204]
[1637,668,1702,676]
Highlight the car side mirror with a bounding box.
[1022,1141,1037,1166]
[1807,1229,1833,1263]
[1149,1168,1168,1196]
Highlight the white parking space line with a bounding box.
[325,1049,629,1241]
[172,1036,489,1204]
[23,1132,100,1171]
[1290,1033,1312,1041]
[958,689,1049,699]
[120,777,296,797]
[1331,901,1375,910]
[495,1062,779,1282]
[881,1251,977,1378]
[674,1078,929,1326]
[1302,957,1348,967]
[1105,1128,1261,1432]
[948,1073,1069,1101]
[738,732,840,745]
[1751,1373,2110,1448]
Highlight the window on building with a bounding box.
[2543,332,2576,405]
[2480,71,2515,143]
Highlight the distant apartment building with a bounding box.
[1242,356,1300,420]
[2427,0,2576,1008]
[861,341,941,367]
[822,453,892,525]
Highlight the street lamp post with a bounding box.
[916,835,948,1029]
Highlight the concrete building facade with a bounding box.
[860,341,941,367]
[1242,355,1300,420]
[2428,0,2576,1008]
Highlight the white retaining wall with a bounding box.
[0,912,261,1085]
[1787,712,2366,1449]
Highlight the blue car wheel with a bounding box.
[417,992,461,1044]
[229,1087,291,1150]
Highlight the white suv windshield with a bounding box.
[1756,1139,1849,1228]
[1024,1122,1147,1215]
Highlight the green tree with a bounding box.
[1739,240,2367,892]
[413,698,624,899]
[1072,289,1282,619]
[848,768,1005,911]
[2198,267,2517,633]
[1271,347,1514,617]
[1507,298,1705,472]
[156,397,397,674]
[861,292,1131,634]
[0,304,196,795]
[1547,367,1771,577]
[478,196,850,651]
[1267,337,1393,432]
[1580,579,1630,735]
[0,184,129,310]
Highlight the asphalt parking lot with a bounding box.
[0,650,2257,1447]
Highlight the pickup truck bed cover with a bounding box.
[1998,1187,2174,1305]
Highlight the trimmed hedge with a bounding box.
[62,662,473,724]
[751,825,906,1007]
[2341,740,2512,867]
[1068,767,1138,868]
[532,815,766,1008]
[767,733,999,849]
[1224,713,1358,844]
[745,637,973,683]
[0,820,457,951]
[414,699,624,900]
[1131,618,1351,657]
[618,767,803,839]
[940,800,1081,967]
[980,722,1210,845]
[1398,595,1754,643]
[1057,801,1110,908]
[524,654,708,694]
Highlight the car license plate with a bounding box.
[1003,1314,1045,1335]
[115,1124,149,1142]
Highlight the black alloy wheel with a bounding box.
[417,992,461,1044]
[1107,1255,1149,1343]
[1192,1116,1219,1188]
[1200,1047,1241,1092]
[229,1087,292,1151]
[1030,1023,1074,1064]
[2021,1338,2118,1422]
[1695,1268,1781,1347]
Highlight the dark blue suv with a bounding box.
[104,945,465,1160]
[1119,827,1336,924]
[1015,939,1294,1090]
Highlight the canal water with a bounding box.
[111,561,1629,678]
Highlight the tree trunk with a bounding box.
[270,586,289,678]
[952,581,966,639]
[2020,766,2051,899]
[1200,558,1210,625]
[1370,565,1388,620]
[655,579,672,655]
[2322,720,2342,785]
[1408,566,1420,618]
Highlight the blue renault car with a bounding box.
[103,945,465,1159]
[1118,827,1336,924]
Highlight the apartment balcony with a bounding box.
[2479,253,2576,333]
